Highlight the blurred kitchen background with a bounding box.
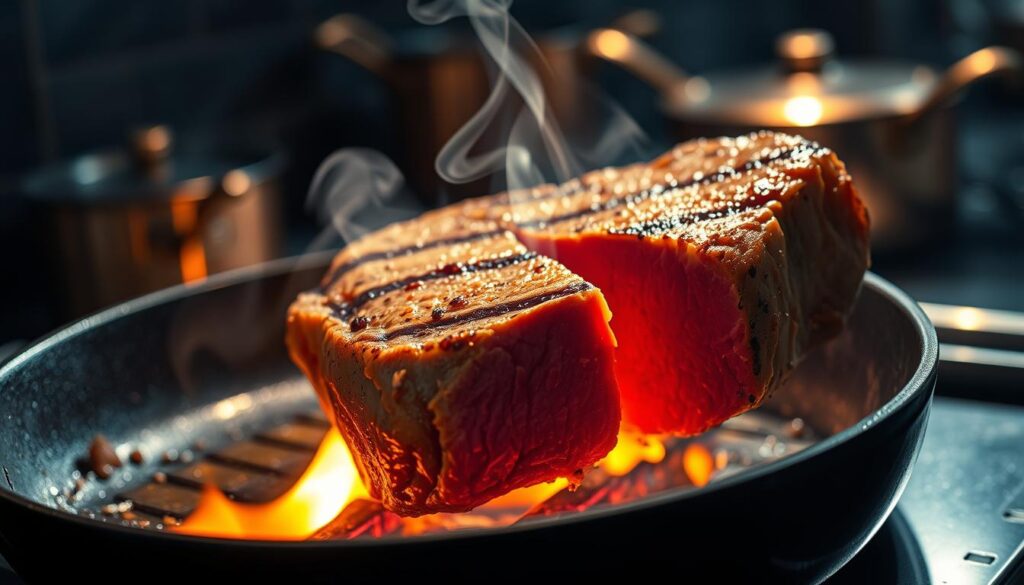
[1,0,1022,373]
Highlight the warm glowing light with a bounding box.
[170,200,207,283]
[600,430,666,476]
[211,393,254,420]
[222,170,252,197]
[786,33,818,59]
[786,71,821,94]
[481,478,569,508]
[783,96,823,127]
[174,427,366,540]
[683,443,714,487]
[591,29,630,60]
[137,126,171,156]
[969,49,998,76]
[952,307,985,331]
[178,237,208,283]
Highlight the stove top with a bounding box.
[0,398,1019,584]
[829,397,1024,584]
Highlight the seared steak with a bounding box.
[287,131,870,515]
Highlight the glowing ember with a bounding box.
[174,427,365,540]
[683,443,714,487]
[480,478,569,509]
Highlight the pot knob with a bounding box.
[776,29,834,73]
[130,125,174,171]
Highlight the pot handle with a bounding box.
[915,46,1022,117]
[608,9,662,39]
[314,14,393,77]
[585,29,687,96]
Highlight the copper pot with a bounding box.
[587,28,1022,251]
[315,11,660,203]
[22,126,285,316]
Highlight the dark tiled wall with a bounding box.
[0,0,953,344]
[10,0,327,173]
[2,0,950,183]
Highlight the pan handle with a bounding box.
[584,29,687,96]
[914,46,1022,118]
[314,14,394,78]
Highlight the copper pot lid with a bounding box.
[588,28,1021,128]
[671,30,943,126]
[22,126,284,205]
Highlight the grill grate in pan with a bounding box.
[83,412,331,528]
[77,407,813,536]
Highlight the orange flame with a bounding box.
[481,478,569,509]
[682,443,713,487]
[600,430,665,476]
[176,426,668,540]
[173,427,365,540]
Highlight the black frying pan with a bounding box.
[0,254,937,584]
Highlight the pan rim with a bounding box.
[0,257,938,549]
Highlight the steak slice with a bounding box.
[287,204,620,515]
[501,132,870,434]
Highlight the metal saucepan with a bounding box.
[21,125,286,317]
[0,254,936,583]
[587,28,1022,251]
[314,11,660,203]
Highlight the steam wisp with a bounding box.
[306,147,421,249]
[408,0,651,195]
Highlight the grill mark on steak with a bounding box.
[606,205,745,237]
[321,230,505,287]
[516,143,821,230]
[329,251,540,317]
[609,204,760,238]
[356,281,593,342]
